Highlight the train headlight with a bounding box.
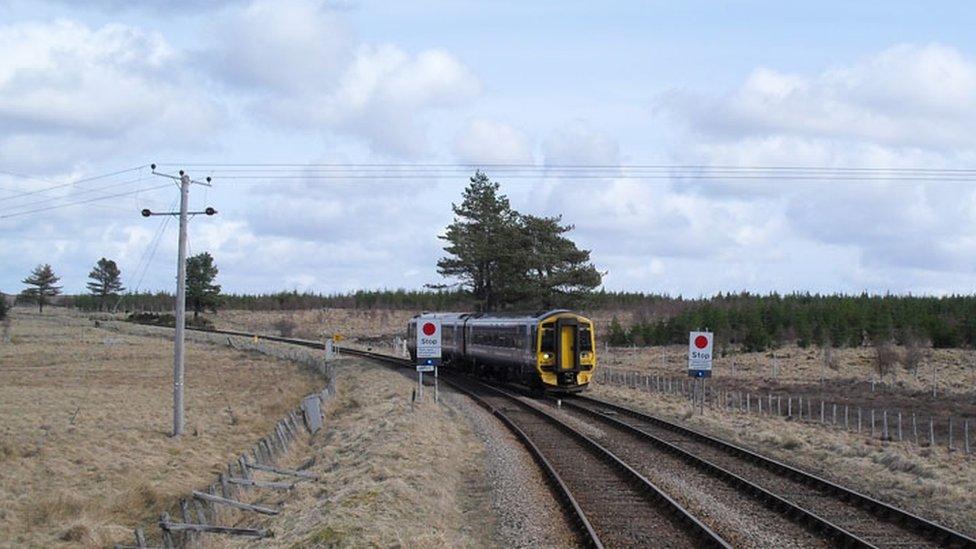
[542,353,552,360]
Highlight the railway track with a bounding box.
[562,395,976,549]
[446,373,731,548]
[188,327,976,548]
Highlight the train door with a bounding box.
[554,317,580,385]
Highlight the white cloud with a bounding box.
[453,118,533,164]
[542,120,619,165]
[654,43,976,283]
[0,19,224,172]
[206,0,479,156]
[207,0,352,92]
[663,43,976,151]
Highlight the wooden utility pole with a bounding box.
[145,164,215,436]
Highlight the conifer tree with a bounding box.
[435,172,602,311]
[86,258,124,311]
[21,264,62,313]
[185,252,221,319]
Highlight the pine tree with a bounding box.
[185,252,221,319]
[608,316,629,345]
[86,258,124,311]
[516,214,602,308]
[435,171,520,311]
[21,264,62,313]
[435,172,602,311]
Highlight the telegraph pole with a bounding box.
[145,164,215,436]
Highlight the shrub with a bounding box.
[874,341,899,380]
[273,318,297,338]
[125,312,213,330]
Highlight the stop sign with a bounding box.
[416,318,441,360]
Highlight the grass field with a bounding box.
[211,358,495,548]
[0,309,325,548]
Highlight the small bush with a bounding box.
[59,524,93,543]
[874,341,899,380]
[273,318,298,338]
[125,312,213,330]
[902,336,926,376]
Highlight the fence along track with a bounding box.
[570,395,976,549]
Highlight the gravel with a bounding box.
[439,384,581,548]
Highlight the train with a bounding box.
[406,309,596,392]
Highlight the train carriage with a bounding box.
[407,309,596,392]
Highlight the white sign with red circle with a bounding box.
[416,318,442,360]
[688,331,713,372]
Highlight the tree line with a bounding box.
[12,252,222,318]
[606,292,976,351]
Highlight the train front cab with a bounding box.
[537,312,595,391]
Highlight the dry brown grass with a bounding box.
[0,309,324,548]
[203,308,415,344]
[598,343,976,396]
[214,358,493,548]
[589,382,976,537]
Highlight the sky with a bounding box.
[2,0,976,297]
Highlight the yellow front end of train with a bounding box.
[535,311,596,390]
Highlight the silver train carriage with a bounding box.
[407,310,596,391]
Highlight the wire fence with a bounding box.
[597,366,972,455]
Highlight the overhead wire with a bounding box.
[0,175,150,213]
[0,165,149,202]
[0,183,172,219]
[148,163,976,184]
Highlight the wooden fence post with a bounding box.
[966,420,971,454]
[912,413,918,445]
[929,418,935,447]
[949,416,954,451]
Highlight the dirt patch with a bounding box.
[0,310,324,548]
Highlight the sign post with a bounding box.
[415,318,441,401]
[688,331,713,414]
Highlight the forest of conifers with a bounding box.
[59,289,976,351]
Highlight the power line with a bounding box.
[0,183,172,219]
[155,162,976,173]
[0,176,149,213]
[148,163,976,183]
[0,165,149,202]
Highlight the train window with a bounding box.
[579,327,593,351]
[540,327,555,352]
